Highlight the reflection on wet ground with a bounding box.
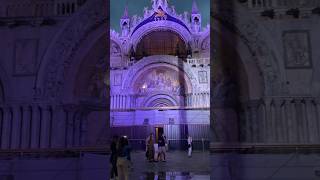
[129,151,210,179]
[140,172,210,180]
[2,152,320,179]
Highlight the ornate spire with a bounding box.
[152,0,168,11]
[192,0,199,14]
[122,4,129,19]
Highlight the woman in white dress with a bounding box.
[187,136,192,157]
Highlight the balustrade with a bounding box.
[0,0,81,18]
[248,0,320,9]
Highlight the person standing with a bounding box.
[146,133,155,162]
[187,135,193,157]
[158,132,166,162]
[117,136,131,180]
[110,135,118,180]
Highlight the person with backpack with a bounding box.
[158,132,166,162]
[116,136,131,180]
[110,135,119,180]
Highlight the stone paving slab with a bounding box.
[1,152,320,179]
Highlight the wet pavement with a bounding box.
[1,151,320,179]
[128,151,210,179]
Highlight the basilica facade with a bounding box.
[110,0,210,149]
[0,0,319,152]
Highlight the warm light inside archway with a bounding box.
[134,30,188,60]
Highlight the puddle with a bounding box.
[139,172,210,180]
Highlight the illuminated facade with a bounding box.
[110,0,210,147]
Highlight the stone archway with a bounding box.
[130,21,192,52]
[30,0,109,148]
[144,94,178,107]
[122,55,195,94]
[35,0,107,101]
[210,9,282,143]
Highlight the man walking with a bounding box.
[187,135,192,157]
[158,132,166,162]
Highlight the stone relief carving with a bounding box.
[211,1,281,95]
[88,72,106,98]
[122,55,196,93]
[111,41,121,56]
[136,69,186,94]
[40,0,106,100]
[212,73,237,106]
[201,37,210,51]
[87,57,107,99]
[14,39,38,75]
[283,31,311,68]
[114,74,122,86]
[198,71,208,83]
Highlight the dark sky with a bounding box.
[110,0,210,32]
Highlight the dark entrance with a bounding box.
[155,126,164,143]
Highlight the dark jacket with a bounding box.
[110,141,117,163]
[158,135,166,147]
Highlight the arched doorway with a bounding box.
[211,24,265,143]
[134,30,189,60]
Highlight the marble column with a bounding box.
[30,105,40,148]
[250,100,260,142]
[66,105,76,148]
[21,105,31,149]
[11,105,22,149]
[306,99,317,143]
[1,106,11,149]
[124,95,127,109]
[193,93,196,107]
[51,105,66,148]
[264,98,273,143]
[128,95,132,108]
[301,99,309,143]
[274,99,283,142]
[111,95,113,109]
[259,103,266,142]
[294,99,303,143]
[120,95,123,109]
[286,99,295,143]
[281,99,288,142]
[73,111,82,147]
[117,95,120,109]
[292,99,300,143]
[196,93,200,107]
[245,104,252,142]
[40,105,51,148]
[80,113,89,146]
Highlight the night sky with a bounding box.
[110,0,210,32]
